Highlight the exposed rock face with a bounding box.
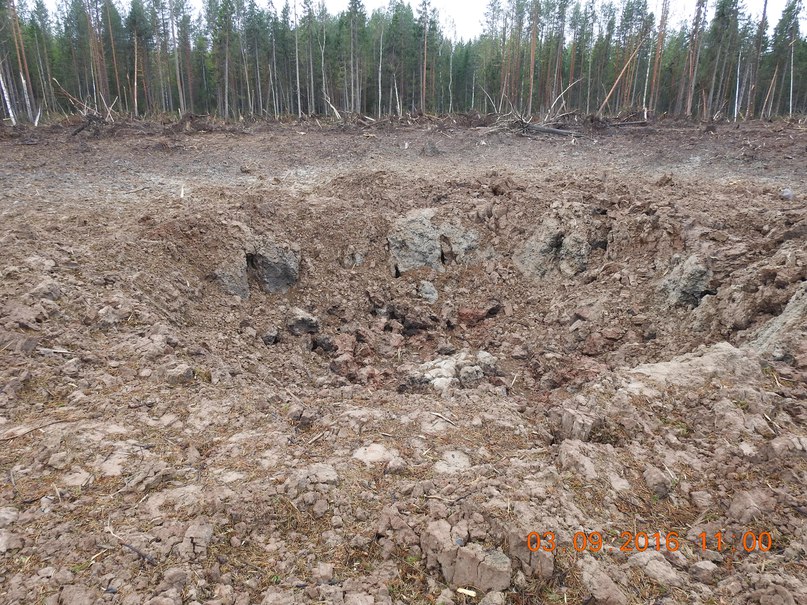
[660,254,713,307]
[387,209,478,275]
[513,211,594,279]
[245,237,300,294]
[213,230,299,298]
[287,307,320,335]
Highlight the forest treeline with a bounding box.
[0,0,805,124]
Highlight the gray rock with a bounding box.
[387,209,478,275]
[287,307,320,335]
[58,585,98,605]
[214,257,250,299]
[727,489,774,523]
[459,365,484,388]
[752,281,806,361]
[579,557,627,605]
[479,592,506,605]
[643,465,672,498]
[29,278,61,301]
[629,551,684,586]
[690,491,713,509]
[262,327,280,345]
[260,588,297,605]
[452,544,511,592]
[780,188,794,201]
[180,518,214,559]
[418,281,439,304]
[558,408,600,442]
[513,218,564,279]
[661,255,713,307]
[0,529,23,553]
[558,232,591,276]
[164,363,194,385]
[690,560,719,585]
[0,507,19,528]
[246,239,300,294]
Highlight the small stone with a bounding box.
[313,562,334,583]
[780,188,794,201]
[579,556,627,605]
[58,585,98,605]
[0,529,23,553]
[261,327,280,345]
[312,499,329,518]
[479,591,506,605]
[165,364,194,385]
[418,281,439,304]
[0,507,19,528]
[643,465,672,498]
[287,307,320,335]
[690,560,719,585]
[459,365,484,388]
[690,491,713,509]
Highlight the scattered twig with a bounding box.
[429,411,457,427]
[0,417,84,441]
[122,542,158,566]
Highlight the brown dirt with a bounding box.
[0,120,805,605]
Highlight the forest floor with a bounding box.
[0,118,806,605]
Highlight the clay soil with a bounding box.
[1,119,806,605]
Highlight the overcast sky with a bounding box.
[43,0,803,42]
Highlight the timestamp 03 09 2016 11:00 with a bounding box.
[526,530,775,555]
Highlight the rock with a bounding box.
[422,519,459,583]
[0,507,19,528]
[352,444,397,466]
[690,491,713,509]
[727,489,774,523]
[180,518,214,559]
[780,188,794,201]
[260,588,297,605]
[631,342,762,389]
[245,239,300,294]
[418,281,439,304]
[513,218,564,279]
[0,529,23,553]
[643,465,672,498]
[387,208,478,275]
[301,463,339,485]
[479,591,506,605]
[214,257,250,299]
[164,363,194,385]
[660,255,713,307]
[752,281,807,362]
[313,563,334,583]
[451,544,511,592]
[629,551,684,587]
[58,585,98,605]
[690,560,719,585]
[434,451,471,474]
[579,556,627,605]
[557,408,600,442]
[287,307,320,335]
[458,365,484,388]
[29,278,61,301]
[458,302,501,326]
[262,327,280,345]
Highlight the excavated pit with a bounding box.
[0,122,805,605]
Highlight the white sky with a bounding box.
[334,0,802,42]
[42,0,803,42]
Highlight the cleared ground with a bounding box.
[0,118,805,605]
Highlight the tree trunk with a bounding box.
[527,0,537,116]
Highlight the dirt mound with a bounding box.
[0,123,805,605]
